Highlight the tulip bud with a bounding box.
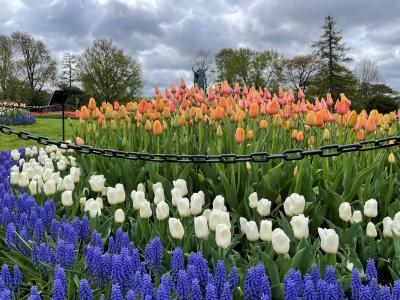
[131,190,146,209]
[10,172,19,185]
[283,193,305,217]
[61,190,73,207]
[245,221,259,241]
[290,214,309,239]
[190,191,205,215]
[215,224,231,249]
[213,195,227,212]
[156,201,169,220]
[318,228,339,254]
[177,197,190,217]
[338,202,352,222]
[246,162,251,171]
[260,220,272,242]
[350,210,362,224]
[388,153,396,164]
[168,218,184,239]
[154,188,165,205]
[79,197,87,206]
[29,180,39,195]
[239,217,248,234]
[323,128,330,140]
[383,217,394,237]
[275,194,282,205]
[293,166,298,176]
[139,201,152,218]
[194,216,209,239]
[114,208,125,223]
[248,192,258,209]
[44,179,56,196]
[257,198,271,216]
[366,222,377,238]
[364,199,378,218]
[18,172,29,187]
[271,228,290,255]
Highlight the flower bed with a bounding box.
[0,107,36,125]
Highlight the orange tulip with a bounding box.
[155,98,164,112]
[366,116,377,132]
[315,111,324,128]
[162,107,171,119]
[235,128,245,143]
[306,111,316,126]
[88,98,96,110]
[101,101,107,110]
[292,129,298,140]
[98,114,105,126]
[357,129,365,141]
[145,120,152,131]
[179,114,186,126]
[347,111,357,128]
[76,137,84,146]
[247,130,254,140]
[75,110,81,119]
[81,106,90,120]
[114,101,120,111]
[153,120,163,136]
[296,131,304,142]
[260,119,268,129]
[249,103,259,118]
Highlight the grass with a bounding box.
[0,118,78,151]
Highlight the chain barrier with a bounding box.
[0,103,62,110]
[1,124,399,163]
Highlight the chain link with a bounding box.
[1,124,399,163]
[0,103,61,110]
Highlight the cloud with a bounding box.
[0,0,399,94]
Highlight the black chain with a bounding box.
[0,103,61,110]
[1,124,399,163]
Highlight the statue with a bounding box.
[192,67,207,91]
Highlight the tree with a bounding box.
[0,35,16,100]
[12,31,57,104]
[60,52,78,88]
[78,38,143,101]
[284,54,320,92]
[215,48,283,89]
[311,16,358,100]
[354,58,382,103]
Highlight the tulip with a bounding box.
[246,130,254,140]
[63,175,75,191]
[245,221,260,241]
[388,153,396,164]
[213,195,227,212]
[169,218,184,239]
[260,119,268,129]
[88,98,96,110]
[323,128,330,140]
[153,120,163,136]
[194,216,209,239]
[139,201,152,218]
[215,224,231,249]
[290,214,309,239]
[284,193,305,217]
[156,201,169,220]
[249,103,259,118]
[177,197,190,217]
[190,191,205,215]
[56,159,68,171]
[173,179,188,197]
[256,198,271,216]
[85,198,102,218]
[364,199,378,218]
[79,197,86,206]
[202,209,211,221]
[154,188,165,205]
[131,190,146,209]
[239,217,248,234]
[11,150,20,161]
[114,209,125,223]
[89,175,106,192]
[366,222,378,238]
[76,137,84,146]
[107,185,125,205]
[18,172,29,187]
[260,220,272,242]
[235,128,245,144]
[137,183,146,193]
[10,172,19,185]
[338,202,352,222]
[383,217,394,237]
[209,210,230,231]
[350,210,362,224]
[44,179,56,196]
[248,192,258,209]
[60,190,73,207]
[29,180,40,195]
[271,228,290,255]
[318,228,339,254]
[70,167,81,183]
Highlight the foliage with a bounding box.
[77,38,144,101]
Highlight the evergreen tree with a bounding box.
[60,52,78,88]
[310,16,358,100]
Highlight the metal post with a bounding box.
[62,100,65,141]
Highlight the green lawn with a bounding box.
[0,118,77,151]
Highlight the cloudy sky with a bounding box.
[1,0,399,95]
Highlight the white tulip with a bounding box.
[284,193,305,217]
[29,180,39,195]
[248,192,258,209]
[215,224,231,249]
[107,184,125,205]
[350,210,362,224]
[114,209,125,223]
[154,188,165,205]
[383,217,394,237]
[96,197,104,209]
[89,175,106,192]
[25,147,33,157]
[70,167,81,183]
[194,216,209,238]
[85,198,102,218]
[169,218,184,239]
[366,222,378,238]
[42,168,53,182]
[213,195,227,212]
[57,159,68,171]
[338,202,352,222]
[171,188,182,206]
[61,190,74,207]
[69,156,76,167]
[63,175,75,191]
[10,172,19,185]
[190,192,205,215]
[152,182,163,193]
[57,177,64,191]
[18,172,29,187]
[44,179,56,196]
[257,198,272,216]
[50,171,60,182]
[156,201,169,220]
[239,217,248,234]
[260,220,273,242]
[173,179,188,197]
[31,146,38,156]
[318,228,339,254]
[131,190,146,209]
[79,197,87,206]
[44,160,54,171]
[364,199,378,218]
[137,183,146,193]
[290,214,309,239]
[177,197,190,217]
[271,228,290,255]
[202,209,211,221]
[245,221,259,242]
[11,165,20,174]
[393,212,400,236]
[11,150,20,161]
[139,201,152,218]
[347,261,354,271]
[209,210,230,231]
